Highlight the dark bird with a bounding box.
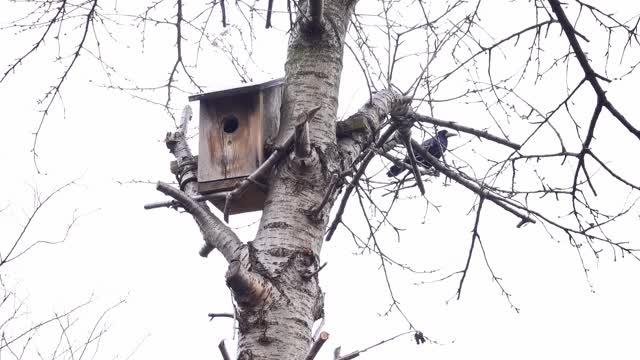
[386,129,456,177]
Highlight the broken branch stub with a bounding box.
[165,106,198,194]
[225,260,271,307]
[305,331,330,360]
[409,139,536,226]
[294,106,321,159]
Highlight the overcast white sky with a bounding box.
[1,1,640,359]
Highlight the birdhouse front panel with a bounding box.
[197,93,264,194]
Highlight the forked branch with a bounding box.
[547,0,640,140]
[294,106,322,159]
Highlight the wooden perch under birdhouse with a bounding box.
[188,78,284,215]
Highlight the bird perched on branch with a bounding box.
[386,129,456,177]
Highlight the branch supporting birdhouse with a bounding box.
[222,130,295,222]
[326,124,399,242]
[408,112,522,150]
[154,106,245,261]
[156,182,243,260]
[306,173,339,222]
[143,191,229,210]
[409,138,536,226]
[375,150,437,177]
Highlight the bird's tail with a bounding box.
[386,165,403,177]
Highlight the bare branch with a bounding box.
[218,340,231,360]
[265,0,275,28]
[335,331,416,360]
[409,112,522,150]
[305,331,329,360]
[328,90,414,241]
[144,191,229,210]
[208,313,235,321]
[220,0,227,27]
[159,105,244,260]
[302,262,328,280]
[457,197,484,300]
[156,182,243,262]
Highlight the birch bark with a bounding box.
[163,1,412,358]
[235,1,357,358]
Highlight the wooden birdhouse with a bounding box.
[188,79,283,215]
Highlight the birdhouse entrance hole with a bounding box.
[222,114,239,133]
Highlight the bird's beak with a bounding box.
[445,132,457,138]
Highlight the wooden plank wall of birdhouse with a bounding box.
[198,93,262,184]
[260,85,282,152]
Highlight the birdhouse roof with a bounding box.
[188,78,284,102]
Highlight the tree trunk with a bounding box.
[235,1,356,358]
[162,1,410,359]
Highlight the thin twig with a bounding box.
[207,313,235,321]
[307,174,339,220]
[302,262,327,280]
[409,112,521,150]
[265,0,274,28]
[218,340,231,360]
[143,191,229,210]
[457,196,484,299]
[336,331,414,360]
